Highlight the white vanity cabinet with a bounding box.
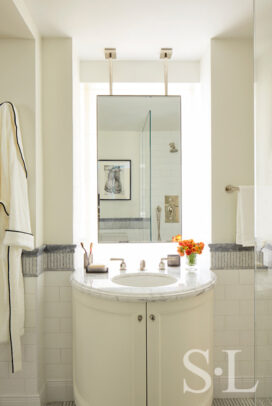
[147,289,213,406]
[73,290,147,406]
[72,284,214,406]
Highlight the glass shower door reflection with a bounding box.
[139,110,152,242]
[255,0,272,404]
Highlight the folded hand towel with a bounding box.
[236,185,254,247]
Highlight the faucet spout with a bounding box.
[140,260,146,271]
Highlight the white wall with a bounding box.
[200,46,212,244]
[0,39,36,241]
[81,61,200,84]
[72,41,81,245]
[211,39,254,243]
[34,37,44,248]
[42,38,74,244]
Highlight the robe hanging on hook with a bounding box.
[104,48,116,96]
[160,48,173,96]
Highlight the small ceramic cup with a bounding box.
[84,253,93,269]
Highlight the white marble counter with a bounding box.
[71,261,216,302]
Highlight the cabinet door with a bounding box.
[147,290,214,406]
[73,290,147,406]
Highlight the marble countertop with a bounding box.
[71,261,216,302]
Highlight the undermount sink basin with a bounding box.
[111,272,178,288]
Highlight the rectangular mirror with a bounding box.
[97,95,181,243]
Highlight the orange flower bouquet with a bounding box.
[172,236,204,270]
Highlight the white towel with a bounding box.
[236,185,254,247]
[0,102,34,373]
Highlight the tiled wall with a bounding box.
[0,271,74,406]
[255,268,272,398]
[213,268,254,398]
[0,246,75,406]
[44,271,73,402]
[0,245,260,404]
[0,274,45,406]
[99,227,150,243]
[151,131,181,242]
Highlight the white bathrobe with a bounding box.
[0,102,34,373]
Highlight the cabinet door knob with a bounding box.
[149,314,155,321]
[138,315,143,322]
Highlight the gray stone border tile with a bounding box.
[22,244,76,276]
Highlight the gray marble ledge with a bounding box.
[22,244,46,257]
[44,244,76,253]
[99,218,149,222]
[22,244,76,257]
[71,266,216,303]
[209,243,254,252]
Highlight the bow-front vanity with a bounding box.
[72,94,216,405]
[71,264,216,406]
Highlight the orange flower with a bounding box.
[172,234,182,242]
[174,236,205,257]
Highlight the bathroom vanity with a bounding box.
[71,265,216,406]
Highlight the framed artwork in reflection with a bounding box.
[98,160,131,200]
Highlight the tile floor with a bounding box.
[46,399,272,406]
[213,400,254,405]
[214,400,272,406]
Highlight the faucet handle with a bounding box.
[159,258,167,271]
[110,258,127,271]
[140,260,146,271]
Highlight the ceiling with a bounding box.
[23,0,253,60]
[0,0,33,39]
[98,96,181,131]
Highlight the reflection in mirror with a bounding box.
[97,96,181,243]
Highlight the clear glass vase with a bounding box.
[185,253,198,271]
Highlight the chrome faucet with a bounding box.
[140,260,146,271]
[110,258,127,271]
[159,258,167,271]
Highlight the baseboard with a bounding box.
[46,379,73,403]
[39,383,46,406]
[0,395,41,406]
[0,381,73,406]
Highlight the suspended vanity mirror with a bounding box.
[97,95,181,243]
